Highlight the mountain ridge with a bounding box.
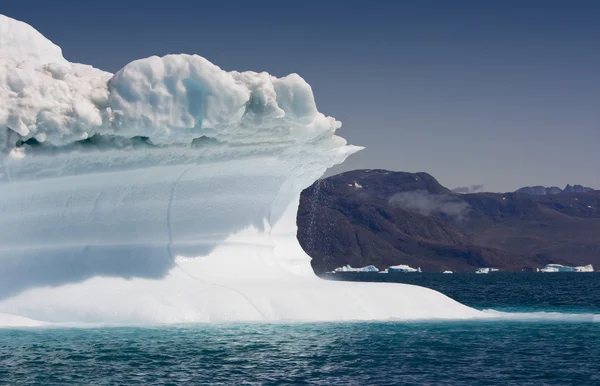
[515,184,594,196]
[297,170,600,273]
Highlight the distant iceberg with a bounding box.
[332,265,379,273]
[442,270,453,274]
[387,264,421,273]
[540,264,594,273]
[475,268,499,274]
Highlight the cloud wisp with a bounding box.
[388,190,470,219]
[452,184,485,194]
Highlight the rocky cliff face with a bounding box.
[297,170,600,273]
[515,184,593,195]
[563,184,594,193]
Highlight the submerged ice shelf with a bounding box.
[0,14,484,325]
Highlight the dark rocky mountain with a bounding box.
[297,170,600,273]
[515,184,593,195]
[563,184,594,193]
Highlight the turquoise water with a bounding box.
[2,273,599,385]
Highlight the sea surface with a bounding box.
[2,273,599,385]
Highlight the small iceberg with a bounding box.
[475,268,499,274]
[539,264,594,273]
[387,264,422,273]
[442,270,453,274]
[332,265,380,273]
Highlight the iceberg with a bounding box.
[387,264,421,273]
[0,15,485,325]
[332,265,379,273]
[540,264,594,273]
[442,270,453,274]
[475,268,499,274]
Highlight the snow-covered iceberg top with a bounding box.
[540,264,594,273]
[332,265,379,273]
[0,14,67,66]
[0,14,346,154]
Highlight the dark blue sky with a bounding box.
[3,0,599,191]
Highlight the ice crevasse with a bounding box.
[0,14,483,326]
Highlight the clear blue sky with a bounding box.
[3,0,599,192]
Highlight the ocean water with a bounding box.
[321,272,600,314]
[2,274,599,385]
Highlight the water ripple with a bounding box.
[2,321,600,385]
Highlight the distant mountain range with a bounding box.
[515,184,594,196]
[297,170,600,273]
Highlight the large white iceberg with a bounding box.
[0,14,484,325]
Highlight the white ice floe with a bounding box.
[0,14,485,326]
